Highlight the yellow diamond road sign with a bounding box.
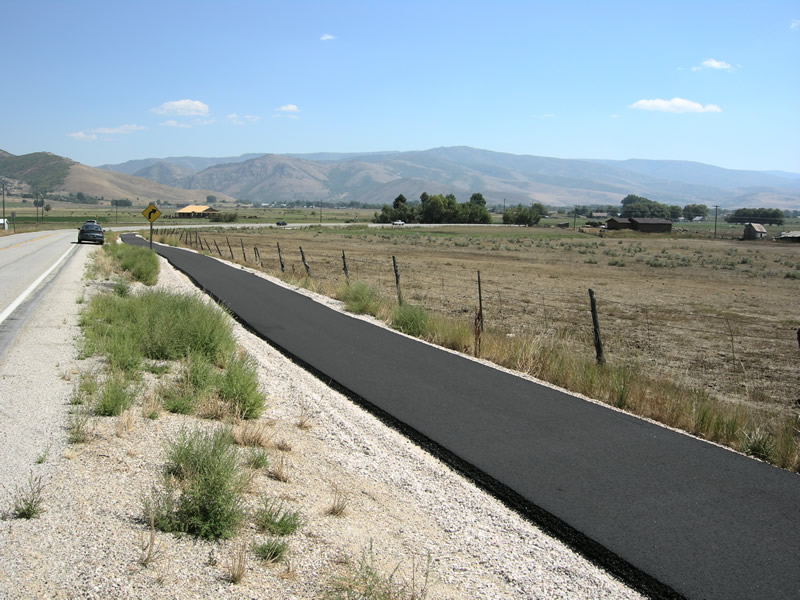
[142,205,161,223]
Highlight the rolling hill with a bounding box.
[100,147,800,209]
[0,150,236,205]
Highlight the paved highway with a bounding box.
[123,234,800,600]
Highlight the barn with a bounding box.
[629,218,673,233]
[606,217,632,230]
[743,223,767,240]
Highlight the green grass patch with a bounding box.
[337,282,382,316]
[146,427,246,540]
[94,372,134,416]
[252,538,288,563]
[218,352,264,420]
[390,304,429,337]
[103,244,160,285]
[253,497,302,536]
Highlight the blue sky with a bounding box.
[3,0,798,171]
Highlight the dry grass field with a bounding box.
[157,223,800,467]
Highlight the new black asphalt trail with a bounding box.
[123,234,800,599]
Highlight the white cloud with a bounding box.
[151,99,210,116]
[320,33,335,41]
[161,120,192,128]
[792,19,799,30]
[92,124,146,134]
[692,58,733,71]
[67,123,145,140]
[630,97,722,113]
[227,113,261,126]
[274,105,300,119]
[67,131,97,141]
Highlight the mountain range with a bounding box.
[98,147,800,209]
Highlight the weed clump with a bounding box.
[391,304,429,337]
[145,427,247,540]
[337,282,381,316]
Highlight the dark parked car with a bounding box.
[78,222,104,244]
[276,220,287,226]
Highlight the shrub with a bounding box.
[148,427,247,539]
[219,352,264,419]
[391,304,429,337]
[10,474,45,519]
[105,244,160,285]
[337,282,381,316]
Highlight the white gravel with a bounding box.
[0,242,643,599]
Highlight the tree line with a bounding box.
[374,193,494,224]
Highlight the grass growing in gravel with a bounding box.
[81,290,237,368]
[103,243,160,286]
[94,372,135,416]
[145,427,247,540]
[326,544,431,600]
[252,538,288,563]
[218,351,265,419]
[9,474,46,519]
[253,497,302,535]
[390,304,430,337]
[337,282,381,316]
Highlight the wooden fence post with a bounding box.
[277,242,285,272]
[254,246,262,267]
[392,256,403,305]
[588,288,605,365]
[226,236,234,260]
[477,270,484,331]
[300,246,311,276]
[214,240,222,256]
[341,250,349,284]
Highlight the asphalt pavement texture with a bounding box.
[124,234,800,600]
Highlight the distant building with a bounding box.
[776,231,800,243]
[692,216,704,222]
[606,217,632,230]
[629,218,673,233]
[743,223,767,240]
[175,205,219,219]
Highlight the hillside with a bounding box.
[0,151,74,191]
[99,147,800,209]
[63,164,236,205]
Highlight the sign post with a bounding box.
[141,204,162,250]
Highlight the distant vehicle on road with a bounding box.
[276,220,287,226]
[77,222,104,245]
[392,220,405,226]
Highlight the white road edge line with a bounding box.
[0,244,78,326]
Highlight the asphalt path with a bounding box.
[123,234,800,600]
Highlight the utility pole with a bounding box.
[573,205,578,230]
[713,205,719,239]
[2,183,5,231]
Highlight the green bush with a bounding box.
[337,282,381,316]
[219,352,264,419]
[148,427,246,539]
[254,497,302,536]
[105,244,160,285]
[391,304,430,337]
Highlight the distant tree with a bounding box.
[669,205,682,220]
[683,204,709,220]
[111,198,132,207]
[503,203,544,226]
[725,208,784,225]
[76,192,86,202]
[44,203,51,214]
[206,195,217,204]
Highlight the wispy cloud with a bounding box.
[630,97,722,113]
[792,19,799,30]
[67,123,145,140]
[692,58,733,72]
[151,99,210,116]
[274,104,300,119]
[320,33,335,41]
[532,113,555,119]
[67,131,97,141]
[226,113,261,126]
[161,120,192,128]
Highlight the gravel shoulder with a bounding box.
[0,244,642,599]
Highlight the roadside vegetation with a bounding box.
[67,237,436,594]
